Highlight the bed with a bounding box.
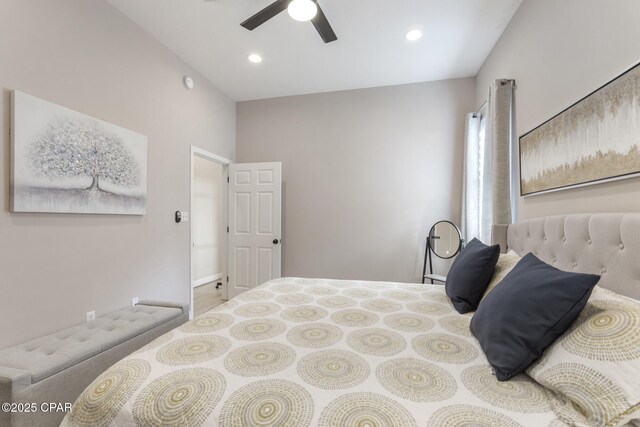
[61,213,640,426]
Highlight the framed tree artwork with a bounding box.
[11,91,148,215]
[519,62,640,196]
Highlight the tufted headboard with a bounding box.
[492,213,640,301]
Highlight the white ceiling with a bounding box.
[108,0,522,101]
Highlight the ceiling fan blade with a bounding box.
[311,2,337,43]
[241,0,289,30]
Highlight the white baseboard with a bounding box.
[193,273,223,288]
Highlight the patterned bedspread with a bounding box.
[61,278,568,426]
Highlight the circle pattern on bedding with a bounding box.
[286,323,343,348]
[237,289,276,302]
[427,404,523,427]
[304,285,339,296]
[131,368,224,427]
[317,295,357,309]
[362,282,389,290]
[426,292,454,305]
[330,309,379,327]
[342,288,378,299]
[380,290,416,301]
[360,298,403,313]
[234,302,281,318]
[537,363,629,426]
[224,342,295,377]
[219,299,239,309]
[544,392,594,427]
[376,358,456,402]
[319,392,417,427]
[461,365,550,412]
[398,283,426,292]
[383,313,435,333]
[297,350,369,389]
[275,293,315,305]
[347,328,406,356]
[134,332,174,354]
[219,379,313,427]
[562,302,640,361]
[438,315,472,337]
[420,290,441,299]
[156,336,230,366]
[406,301,450,316]
[324,279,359,288]
[67,359,150,427]
[293,278,325,286]
[230,318,287,341]
[280,305,329,322]
[179,313,234,334]
[412,333,478,364]
[270,283,303,293]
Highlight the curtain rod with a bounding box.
[472,101,487,118]
[472,79,516,118]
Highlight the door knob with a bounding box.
[273,239,279,244]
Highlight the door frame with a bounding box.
[189,146,231,319]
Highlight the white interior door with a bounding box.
[228,162,282,298]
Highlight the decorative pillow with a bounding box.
[470,253,600,381]
[527,286,640,426]
[445,238,500,314]
[481,250,521,301]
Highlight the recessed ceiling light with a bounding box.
[405,29,423,41]
[183,75,194,90]
[247,54,263,64]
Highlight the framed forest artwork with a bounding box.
[519,62,640,196]
[11,91,148,214]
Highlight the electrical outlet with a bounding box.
[131,297,139,306]
[86,311,96,322]
[182,212,189,222]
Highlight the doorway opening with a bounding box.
[190,147,230,318]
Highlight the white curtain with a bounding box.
[463,79,516,244]
[461,113,481,244]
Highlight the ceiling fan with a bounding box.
[241,0,337,43]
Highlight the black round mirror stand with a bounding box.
[422,220,463,284]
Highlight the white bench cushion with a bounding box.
[0,304,181,383]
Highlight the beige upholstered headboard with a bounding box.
[492,214,640,301]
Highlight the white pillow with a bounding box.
[527,286,640,426]
[480,250,521,301]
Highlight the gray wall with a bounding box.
[477,0,640,220]
[0,0,235,349]
[237,78,475,283]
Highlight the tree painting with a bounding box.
[11,90,147,214]
[30,118,141,195]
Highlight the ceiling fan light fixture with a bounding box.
[287,0,318,22]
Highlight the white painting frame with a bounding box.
[11,91,148,215]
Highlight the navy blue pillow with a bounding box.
[445,238,500,314]
[470,253,600,381]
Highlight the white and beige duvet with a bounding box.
[62,278,576,426]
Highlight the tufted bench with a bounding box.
[0,300,188,427]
